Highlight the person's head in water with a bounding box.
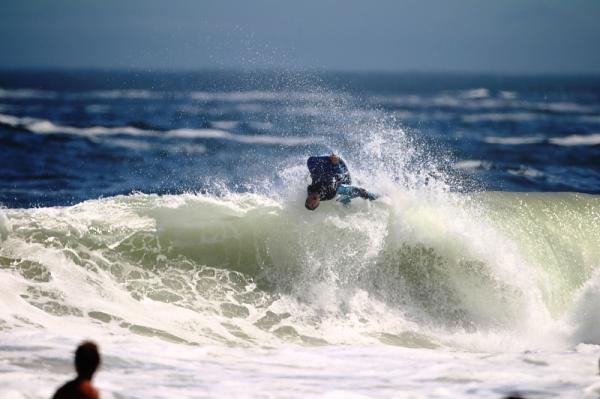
[75,341,101,380]
[305,182,328,210]
[306,182,337,210]
[305,192,320,210]
[52,341,101,399]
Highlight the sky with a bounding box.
[1,0,599,74]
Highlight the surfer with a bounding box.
[52,341,101,399]
[305,153,377,210]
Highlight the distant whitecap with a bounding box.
[550,134,600,146]
[484,136,545,145]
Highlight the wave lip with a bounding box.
[463,112,538,123]
[461,88,490,99]
[0,88,57,99]
[508,166,544,178]
[484,134,600,146]
[534,102,596,114]
[452,160,492,170]
[86,89,159,100]
[0,113,318,146]
[484,136,545,145]
[190,90,330,103]
[549,134,600,146]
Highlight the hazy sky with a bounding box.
[1,0,599,74]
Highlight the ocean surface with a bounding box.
[1,70,600,398]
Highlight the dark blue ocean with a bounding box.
[1,70,599,208]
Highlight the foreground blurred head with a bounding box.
[75,341,101,380]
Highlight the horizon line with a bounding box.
[1,66,600,79]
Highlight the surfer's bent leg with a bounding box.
[336,185,378,201]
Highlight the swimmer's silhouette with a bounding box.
[52,341,101,399]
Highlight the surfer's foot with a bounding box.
[366,192,378,201]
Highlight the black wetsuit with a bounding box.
[306,156,377,203]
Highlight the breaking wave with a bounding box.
[0,113,318,146]
[1,189,599,350]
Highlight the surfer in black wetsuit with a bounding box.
[305,154,377,210]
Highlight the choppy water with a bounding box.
[1,71,600,398]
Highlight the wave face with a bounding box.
[1,190,599,350]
